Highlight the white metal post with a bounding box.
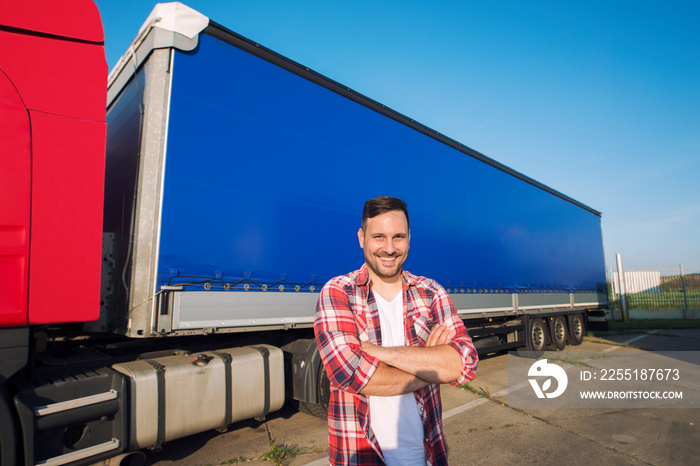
[616,253,629,322]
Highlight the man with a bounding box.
[314,196,478,466]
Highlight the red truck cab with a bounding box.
[0,0,107,326]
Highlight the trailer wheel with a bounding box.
[527,318,547,353]
[570,313,585,346]
[300,364,330,419]
[549,316,567,351]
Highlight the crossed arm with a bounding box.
[315,280,478,398]
[359,324,464,396]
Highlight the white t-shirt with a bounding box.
[369,291,427,466]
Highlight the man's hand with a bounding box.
[360,323,463,391]
[362,324,454,355]
[425,324,455,347]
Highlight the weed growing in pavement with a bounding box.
[541,352,598,369]
[261,442,300,465]
[585,337,639,349]
[458,383,492,399]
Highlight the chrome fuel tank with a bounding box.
[113,344,284,449]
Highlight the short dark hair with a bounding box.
[361,196,409,232]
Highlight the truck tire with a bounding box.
[527,318,547,353]
[549,316,568,351]
[570,313,585,346]
[300,364,330,419]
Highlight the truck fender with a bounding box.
[0,384,20,466]
[0,328,29,465]
[281,338,322,403]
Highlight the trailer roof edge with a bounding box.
[106,2,209,106]
[204,21,601,217]
[105,2,602,217]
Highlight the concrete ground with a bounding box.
[141,329,700,465]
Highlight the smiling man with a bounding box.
[314,196,478,466]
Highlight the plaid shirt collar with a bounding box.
[354,264,424,323]
[355,263,419,289]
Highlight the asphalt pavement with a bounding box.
[139,328,700,465]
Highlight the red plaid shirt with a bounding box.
[314,264,478,465]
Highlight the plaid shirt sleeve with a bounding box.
[314,277,380,395]
[314,269,478,466]
[426,282,478,386]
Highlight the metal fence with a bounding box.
[607,263,700,311]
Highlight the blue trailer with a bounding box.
[102,0,606,420]
[2,3,607,465]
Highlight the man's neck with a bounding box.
[367,268,403,302]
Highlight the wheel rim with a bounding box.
[532,322,544,349]
[573,317,583,339]
[555,319,566,344]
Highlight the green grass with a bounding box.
[607,319,700,330]
[541,352,598,368]
[458,383,491,398]
[608,291,700,310]
[261,442,300,466]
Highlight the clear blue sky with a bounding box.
[95,0,700,268]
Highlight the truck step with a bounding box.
[35,439,120,466]
[14,368,127,466]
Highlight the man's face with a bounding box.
[358,210,410,281]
